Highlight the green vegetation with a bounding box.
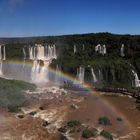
[98,116,112,126]
[0,78,36,112]
[1,33,140,90]
[82,128,97,139]
[100,130,113,140]
[67,120,81,127]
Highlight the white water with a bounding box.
[0,45,6,76]
[91,68,97,82]
[23,47,26,60]
[30,44,57,83]
[3,46,6,60]
[77,66,85,83]
[95,44,106,55]
[29,47,34,60]
[132,70,140,87]
[74,45,76,54]
[0,60,3,76]
[121,44,125,57]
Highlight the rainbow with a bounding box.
[2,60,134,130]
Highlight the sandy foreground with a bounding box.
[0,87,140,140]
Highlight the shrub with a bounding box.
[98,116,111,126]
[67,120,81,127]
[100,130,113,140]
[82,128,97,139]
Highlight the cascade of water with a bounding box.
[53,45,57,59]
[91,68,97,82]
[95,44,107,55]
[78,66,85,83]
[23,47,26,60]
[74,45,76,54]
[132,70,140,87]
[29,47,34,60]
[33,47,36,59]
[47,45,53,59]
[0,45,2,60]
[102,44,106,55]
[121,44,125,57]
[0,60,3,76]
[82,44,85,51]
[3,46,6,60]
[30,44,57,83]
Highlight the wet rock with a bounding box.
[42,121,50,127]
[17,114,25,119]
[60,134,68,140]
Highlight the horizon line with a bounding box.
[0,32,140,38]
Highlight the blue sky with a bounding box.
[0,0,140,37]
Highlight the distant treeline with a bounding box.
[1,32,140,89]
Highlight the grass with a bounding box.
[0,78,36,112]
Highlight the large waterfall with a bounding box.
[29,44,57,83]
[91,68,97,82]
[132,70,140,87]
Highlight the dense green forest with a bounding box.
[1,32,140,89]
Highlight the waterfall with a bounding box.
[37,45,45,60]
[53,45,57,59]
[91,68,97,82]
[132,70,140,87]
[121,44,125,57]
[0,60,3,76]
[82,44,85,51]
[0,45,2,60]
[95,44,100,52]
[95,44,106,55]
[102,45,106,55]
[74,45,76,54]
[23,47,26,60]
[30,44,57,83]
[78,66,85,83]
[29,47,34,60]
[3,46,6,60]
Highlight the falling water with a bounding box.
[0,60,3,76]
[30,44,57,83]
[74,45,76,54]
[78,66,85,83]
[23,47,26,60]
[0,45,2,60]
[91,68,97,82]
[102,44,107,55]
[82,44,85,51]
[29,47,34,60]
[121,44,125,57]
[132,70,140,87]
[3,46,6,60]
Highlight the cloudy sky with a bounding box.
[0,0,140,37]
